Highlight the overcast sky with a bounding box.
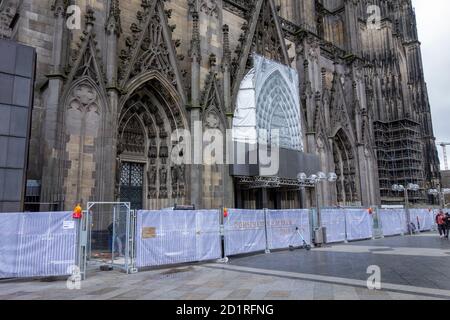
[412,0,450,170]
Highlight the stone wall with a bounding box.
[0,0,439,210]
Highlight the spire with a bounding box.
[222,24,231,66]
[65,8,105,87]
[106,0,122,36]
[190,10,201,62]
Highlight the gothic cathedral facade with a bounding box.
[0,0,440,210]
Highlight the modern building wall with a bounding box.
[0,39,35,212]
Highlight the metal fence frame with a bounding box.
[80,202,136,279]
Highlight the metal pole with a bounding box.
[439,185,447,209]
[405,189,412,235]
[112,206,116,266]
[316,182,321,227]
[125,205,130,273]
[220,208,225,259]
[264,208,270,254]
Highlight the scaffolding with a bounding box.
[374,119,426,204]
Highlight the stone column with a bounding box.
[104,0,121,202]
[222,24,234,208]
[353,79,370,206]
[40,1,69,210]
[344,0,361,55]
[295,0,316,33]
[189,10,203,209]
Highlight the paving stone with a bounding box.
[225,289,252,299]
[180,292,211,300]
[265,291,291,298]
[87,287,121,296]
[205,290,235,300]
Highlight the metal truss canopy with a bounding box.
[236,176,315,189]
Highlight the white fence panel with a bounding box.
[431,209,439,230]
[345,208,373,241]
[0,212,78,279]
[321,209,346,243]
[266,209,311,250]
[379,209,405,236]
[135,210,221,268]
[196,210,223,262]
[224,209,266,256]
[410,209,434,231]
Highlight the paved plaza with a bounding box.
[1,232,450,300]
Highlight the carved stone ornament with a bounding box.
[68,83,99,114]
[205,111,220,129]
[200,0,219,18]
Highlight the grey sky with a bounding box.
[412,0,450,170]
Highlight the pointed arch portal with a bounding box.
[117,75,188,210]
[332,129,360,206]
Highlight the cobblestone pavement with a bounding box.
[1,232,449,300]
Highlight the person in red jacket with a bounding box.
[436,210,446,238]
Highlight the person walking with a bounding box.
[108,218,126,257]
[436,210,446,238]
[444,213,450,239]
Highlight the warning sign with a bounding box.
[142,227,157,239]
[63,221,75,230]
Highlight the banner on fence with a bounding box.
[223,209,266,256]
[135,210,221,268]
[266,209,311,250]
[0,212,78,279]
[321,209,346,243]
[379,209,405,236]
[345,208,373,241]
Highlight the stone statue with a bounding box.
[178,165,185,185]
[171,166,178,185]
[147,166,157,186]
[160,166,167,185]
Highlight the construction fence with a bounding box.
[0,212,78,279]
[0,207,439,279]
[135,210,222,268]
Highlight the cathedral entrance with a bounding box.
[119,162,144,210]
[116,75,189,210]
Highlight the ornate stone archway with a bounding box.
[333,129,360,206]
[116,75,189,210]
